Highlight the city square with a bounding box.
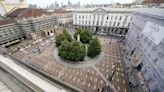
[11,34,128,92]
[0,0,164,92]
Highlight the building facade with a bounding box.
[17,15,57,39]
[126,8,164,92]
[50,8,73,27]
[73,7,134,37]
[0,8,58,47]
[0,19,22,47]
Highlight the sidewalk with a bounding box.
[118,40,144,92]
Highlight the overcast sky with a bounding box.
[26,0,134,7]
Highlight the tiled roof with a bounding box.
[143,0,164,3]
[7,8,27,18]
[53,8,71,13]
[18,9,50,18]
[0,19,15,26]
[7,8,51,19]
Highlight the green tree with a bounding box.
[58,40,70,59]
[55,30,72,47]
[87,37,101,58]
[70,41,85,61]
[74,28,92,44]
[58,40,85,61]
[74,28,82,40]
[55,33,66,47]
[63,29,72,42]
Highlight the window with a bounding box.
[119,16,122,20]
[109,22,111,26]
[107,16,109,20]
[101,22,103,25]
[111,16,113,20]
[89,15,91,19]
[75,15,77,19]
[82,15,84,19]
[93,15,95,20]
[115,16,117,20]
[113,22,115,26]
[128,23,130,27]
[117,22,120,26]
[153,58,159,63]
[79,15,81,19]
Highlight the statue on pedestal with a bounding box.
[77,34,80,42]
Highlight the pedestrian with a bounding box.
[133,84,138,88]
[97,88,100,91]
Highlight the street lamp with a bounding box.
[108,62,120,81]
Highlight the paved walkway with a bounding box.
[11,36,129,92]
[53,47,104,68]
[92,66,117,92]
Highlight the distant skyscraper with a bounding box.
[135,0,143,4]
[61,2,63,7]
[77,1,80,7]
[68,0,71,6]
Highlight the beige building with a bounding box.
[50,8,73,27]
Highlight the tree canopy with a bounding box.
[55,30,72,47]
[58,40,85,61]
[74,28,92,44]
[87,37,101,58]
[56,28,101,62]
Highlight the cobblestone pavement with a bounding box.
[11,36,128,92]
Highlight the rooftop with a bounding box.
[135,8,164,19]
[18,9,50,18]
[73,7,135,12]
[143,0,164,3]
[52,8,72,13]
[0,19,15,26]
[7,8,27,18]
[7,8,51,19]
